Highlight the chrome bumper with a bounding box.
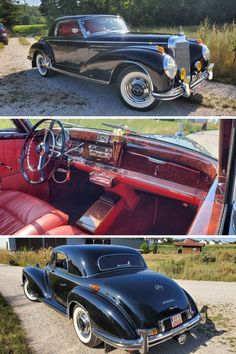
[92,313,201,354]
[152,63,214,101]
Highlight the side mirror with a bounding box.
[35,263,40,268]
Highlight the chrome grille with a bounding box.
[168,36,190,74]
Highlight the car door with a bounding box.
[47,251,76,307]
[46,19,88,73]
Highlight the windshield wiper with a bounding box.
[102,122,137,134]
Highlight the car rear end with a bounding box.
[0,24,9,45]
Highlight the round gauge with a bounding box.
[56,129,70,147]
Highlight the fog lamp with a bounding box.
[148,328,159,336]
[180,67,187,81]
[195,61,202,72]
[178,333,187,345]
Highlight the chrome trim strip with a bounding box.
[92,329,144,350]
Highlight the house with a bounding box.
[174,239,204,254]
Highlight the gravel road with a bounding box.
[0,264,236,354]
[0,38,236,116]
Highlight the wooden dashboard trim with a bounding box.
[72,156,206,205]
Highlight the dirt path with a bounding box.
[0,37,236,116]
[0,265,235,354]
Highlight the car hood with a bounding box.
[89,32,174,46]
[93,269,192,328]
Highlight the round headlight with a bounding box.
[202,45,210,61]
[163,55,177,79]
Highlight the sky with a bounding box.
[20,0,41,6]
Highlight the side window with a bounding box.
[69,261,82,277]
[57,20,82,37]
[55,252,68,271]
[0,119,16,131]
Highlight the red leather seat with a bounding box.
[45,225,88,235]
[0,190,68,235]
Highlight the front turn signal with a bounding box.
[197,38,203,44]
[156,45,165,54]
[180,67,187,81]
[89,284,100,292]
[195,61,202,72]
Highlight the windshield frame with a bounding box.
[79,16,128,38]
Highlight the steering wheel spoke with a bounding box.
[20,119,66,185]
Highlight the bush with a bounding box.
[152,244,158,254]
[201,251,216,263]
[12,24,47,35]
[140,242,149,254]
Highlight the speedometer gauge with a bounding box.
[56,129,70,147]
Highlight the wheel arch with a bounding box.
[110,61,152,84]
[22,267,48,299]
[29,42,54,68]
[68,287,138,341]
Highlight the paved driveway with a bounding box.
[0,265,235,354]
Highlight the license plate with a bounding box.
[171,313,182,328]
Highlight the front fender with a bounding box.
[83,47,172,91]
[28,40,54,67]
[22,267,49,299]
[68,287,139,341]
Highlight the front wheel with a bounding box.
[36,51,54,77]
[23,279,38,302]
[73,305,101,348]
[117,66,159,111]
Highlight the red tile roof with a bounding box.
[174,239,203,247]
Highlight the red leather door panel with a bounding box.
[0,139,49,201]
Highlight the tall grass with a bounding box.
[197,19,236,85]
[144,245,236,282]
[12,24,47,36]
[0,248,52,268]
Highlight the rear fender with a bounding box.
[23,267,49,299]
[28,41,54,67]
[68,287,139,341]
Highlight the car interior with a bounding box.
[0,118,234,236]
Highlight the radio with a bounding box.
[88,144,113,160]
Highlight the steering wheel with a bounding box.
[20,119,66,184]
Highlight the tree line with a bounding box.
[1,0,236,27]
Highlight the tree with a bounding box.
[140,242,149,254]
[0,0,20,27]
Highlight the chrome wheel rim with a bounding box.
[74,307,92,343]
[24,280,37,301]
[36,54,48,76]
[121,71,155,108]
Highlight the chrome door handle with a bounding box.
[0,162,12,171]
[60,283,67,287]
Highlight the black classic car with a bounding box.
[23,245,204,352]
[27,15,214,111]
[0,118,235,236]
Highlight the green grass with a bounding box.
[30,118,219,135]
[12,24,47,36]
[0,293,31,354]
[0,42,4,49]
[143,245,236,282]
[0,119,17,129]
[18,37,30,46]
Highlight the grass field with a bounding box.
[12,21,236,85]
[0,42,4,49]
[0,293,31,354]
[29,118,219,135]
[0,244,235,282]
[18,37,31,45]
[143,244,236,282]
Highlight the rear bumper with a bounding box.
[152,63,214,101]
[93,313,201,354]
[0,33,8,43]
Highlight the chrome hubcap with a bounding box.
[37,55,47,75]
[76,311,91,340]
[126,77,151,103]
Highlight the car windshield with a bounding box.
[29,118,219,159]
[81,17,128,36]
[98,253,146,271]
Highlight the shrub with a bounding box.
[201,251,216,263]
[152,244,158,254]
[140,242,149,254]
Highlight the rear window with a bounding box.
[98,253,145,271]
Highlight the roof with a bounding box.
[174,239,203,247]
[55,14,118,22]
[53,245,141,276]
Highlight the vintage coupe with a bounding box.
[23,245,203,352]
[0,118,235,236]
[27,15,214,111]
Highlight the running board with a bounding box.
[42,298,68,317]
[49,65,109,85]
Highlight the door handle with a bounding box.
[60,283,67,287]
[0,162,12,171]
